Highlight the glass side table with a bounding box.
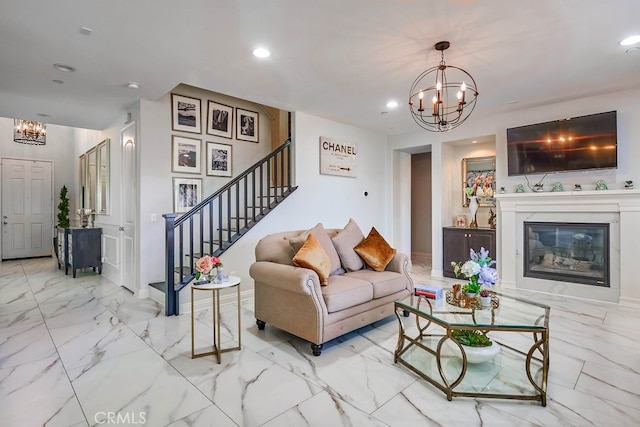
[191,275,241,363]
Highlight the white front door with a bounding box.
[1,158,53,259]
[120,122,137,292]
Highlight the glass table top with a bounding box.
[396,291,550,331]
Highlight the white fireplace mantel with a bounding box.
[496,189,640,305]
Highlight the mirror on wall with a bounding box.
[80,139,110,214]
[462,155,495,207]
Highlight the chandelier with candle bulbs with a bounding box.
[14,119,47,145]
[409,41,478,132]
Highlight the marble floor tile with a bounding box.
[166,404,237,427]
[1,257,640,426]
[0,356,86,427]
[49,316,148,371]
[69,347,211,427]
[263,390,388,427]
[0,321,58,368]
[40,295,115,330]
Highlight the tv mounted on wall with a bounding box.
[507,111,617,176]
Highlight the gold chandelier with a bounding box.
[14,119,47,145]
[409,41,478,132]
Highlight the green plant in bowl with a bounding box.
[462,282,481,294]
[451,330,492,347]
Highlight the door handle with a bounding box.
[119,226,125,231]
[2,221,7,225]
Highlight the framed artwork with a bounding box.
[236,108,259,142]
[207,101,233,139]
[171,94,202,134]
[206,142,232,177]
[173,177,202,213]
[319,135,357,178]
[462,155,496,207]
[455,215,467,227]
[171,136,201,174]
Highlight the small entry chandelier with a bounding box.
[409,41,478,132]
[14,119,47,145]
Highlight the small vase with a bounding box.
[214,267,228,284]
[480,296,492,308]
[468,197,478,228]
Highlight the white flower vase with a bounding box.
[214,267,228,284]
[469,197,479,228]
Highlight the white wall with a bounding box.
[389,88,640,282]
[169,110,391,310]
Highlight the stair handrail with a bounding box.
[174,138,292,227]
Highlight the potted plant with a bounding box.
[451,247,498,298]
[450,329,500,363]
[54,185,70,259]
[625,180,634,189]
[479,288,491,308]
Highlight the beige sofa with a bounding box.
[249,226,413,356]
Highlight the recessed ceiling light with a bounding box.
[37,113,51,118]
[472,140,478,144]
[127,82,140,89]
[80,26,93,35]
[507,100,519,104]
[380,111,388,115]
[52,79,64,84]
[53,63,76,72]
[620,35,640,46]
[386,100,399,109]
[252,48,270,58]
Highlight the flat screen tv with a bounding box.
[507,111,617,176]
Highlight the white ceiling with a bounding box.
[1,0,639,134]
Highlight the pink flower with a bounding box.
[195,256,215,275]
[211,256,223,268]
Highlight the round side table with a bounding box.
[190,275,241,363]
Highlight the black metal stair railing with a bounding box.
[161,139,296,315]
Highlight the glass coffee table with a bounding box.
[394,291,550,406]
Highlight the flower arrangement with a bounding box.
[479,288,490,298]
[451,247,498,294]
[194,255,223,281]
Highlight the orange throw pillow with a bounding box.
[354,227,396,272]
[292,233,331,285]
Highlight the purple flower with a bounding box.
[478,266,498,286]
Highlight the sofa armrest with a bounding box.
[385,252,414,291]
[250,261,322,296]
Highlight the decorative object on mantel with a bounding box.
[408,41,478,132]
[595,180,608,190]
[625,180,634,189]
[515,184,525,193]
[488,209,496,229]
[525,173,548,193]
[465,187,479,228]
[14,119,46,145]
[574,184,582,191]
[551,182,564,192]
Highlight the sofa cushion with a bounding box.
[289,223,343,276]
[343,270,407,299]
[322,275,373,313]
[354,227,396,272]
[331,218,365,272]
[292,233,331,285]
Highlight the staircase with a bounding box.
[157,139,296,315]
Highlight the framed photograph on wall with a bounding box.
[171,94,202,134]
[171,136,201,174]
[173,177,202,213]
[236,107,259,142]
[207,101,233,139]
[206,142,232,177]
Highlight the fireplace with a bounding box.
[524,222,609,287]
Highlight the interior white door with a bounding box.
[1,158,53,259]
[120,122,137,292]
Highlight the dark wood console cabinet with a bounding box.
[57,227,102,278]
[443,227,496,278]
